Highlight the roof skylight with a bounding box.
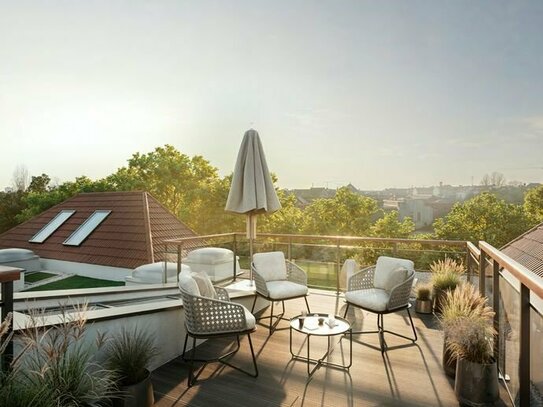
[63,210,111,246]
[29,210,75,243]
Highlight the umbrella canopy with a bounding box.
[225,129,281,215]
[225,129,281,278]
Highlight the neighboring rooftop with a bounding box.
[0,191,201,269]
[501,221,543,278]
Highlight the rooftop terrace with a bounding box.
[151,289,510,407]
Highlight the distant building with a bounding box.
[0,191,201,281]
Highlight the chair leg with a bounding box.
[304,296,311,313]
[188,336,197,387]
[269,300,274,335]
[343,303,350,318]
[247,333,259,378]
[251,294,258,313]
[407,307,418,342]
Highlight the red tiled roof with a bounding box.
[0,191,201,269]
[501,223,543,278]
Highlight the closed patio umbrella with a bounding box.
[225,129,281,280]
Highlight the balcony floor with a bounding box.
[151,289,510,407]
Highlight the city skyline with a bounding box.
[1,1,542,190]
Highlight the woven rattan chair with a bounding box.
[179,273,258,387]
[343,256,417,353]
[250,251,310,335]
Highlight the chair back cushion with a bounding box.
[179,273,200,296]
[253,251,287,281]
[192,271,218,299]
[374,256,414,292]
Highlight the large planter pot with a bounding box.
[113,369,154,407]
[415,299,433,314]
[455,358,499,406]
[442,339,456,378]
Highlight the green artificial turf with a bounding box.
[25,272,57,283]
[25,275,125,291]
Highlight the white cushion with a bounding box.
[191,271,217,299]
[243,306,256,330]
[265,280,308,300]
[185,247,234,265]
[345,288,390,312]
[374,256,414,291]
[253,252,287,281]
[178,274,200,296]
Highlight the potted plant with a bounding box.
[440,283,496,383]
[415,283,433,314]
[445,309,498,406]
[431,258,464,314]
[106,327,158,407]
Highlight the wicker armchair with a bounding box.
[250,251,311,335]
[180,275,258,386]
[343,256,417,353]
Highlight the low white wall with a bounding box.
[41,258,132,281]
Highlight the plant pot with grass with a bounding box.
[445,310,498,406]
[430,258,465,314]
[440,283,497,388]
[415,283,433,314]
[106,327,159,407]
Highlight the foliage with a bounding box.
[433,192,534,247]
[524,185,543,223]
[415,283,432,301]
[431,271,461,291]
[369,210,414,238]
[0,305,116,406]
[441,283,496,364]
[302,187,378,236]
[0,190,26,233]
[105,327,158,386]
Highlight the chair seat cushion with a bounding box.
[265,281,308,300]
[345,288,390,312]
[243,305,256,330]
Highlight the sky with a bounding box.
[1,1,542,191]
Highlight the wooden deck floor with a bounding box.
[151,289,509,407]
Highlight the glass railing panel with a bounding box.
[499,272,520,402]
[530,300,543,406]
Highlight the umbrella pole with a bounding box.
[247,214,256,285]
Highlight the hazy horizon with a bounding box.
[1,1,542,190]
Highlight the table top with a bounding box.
[290,313,350,336]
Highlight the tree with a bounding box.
[27,174,51,193]
[259,190,304,234]
[106,145,219,224]
[524,185,543,223]
[12,165,29,191]
[302,187,378,236]
[370,210,415,238]
[0,190,26,233]
[433,192,533,247]
[480,172,506,187]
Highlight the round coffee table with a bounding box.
[289,313,352,378]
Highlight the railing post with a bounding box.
[336,239,341,294]
[479,247,486,296]
[392,242,398,257]
[492,260,500,364]
[288,237,292,262]
[163,243,168,284]
[519,283,530,406]
[1,266,21,373]
[466,245,472,283]
[233,234,238,281]
[177,244,182,284]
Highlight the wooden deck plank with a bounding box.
[152,290,509,407]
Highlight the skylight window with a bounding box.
[29,210,75,243]
[63,210,111,246]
